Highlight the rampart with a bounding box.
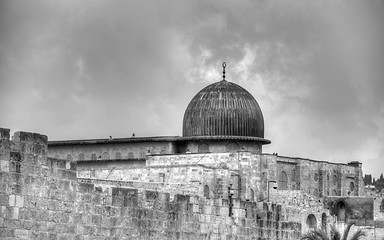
[0,128,302,239]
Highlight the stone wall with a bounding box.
[48,141,175,162]
[374,194,384,221]
[262,154,363,198]
[269,190,331,233]
[0,128,303,239]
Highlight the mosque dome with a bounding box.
[183,71,265,138]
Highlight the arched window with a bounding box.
[333,175,338,185]
[78,153,84,161]
[250,189,255,202]
[102,152,110,160]
[115,152,121,160]
[333,190,338,196]
[314,188,319,197]
[198,143,209,153]
[128,152,134,158]
[278,171,288,190]
[306,214,317,229]
[350,182,355,191]
[262,172,268,191]
[336,201,346,222]
[321,213,327,231]
[66,154,73,161]
[91,153,97,161]
[204,185,210,198]
[314,173,319,181]
[226,142,239,152]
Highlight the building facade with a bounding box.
[1,65,383,239]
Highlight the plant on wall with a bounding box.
[301,222,365,240]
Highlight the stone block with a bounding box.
[15,195,24,208]
[0,194,9,206]
[191,204,199,213]
[8,195,15,207]
[0,160,9,172]
[0,227,13,238]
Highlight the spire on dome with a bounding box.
[222,62,226,81]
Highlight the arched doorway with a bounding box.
[321,213,327,230]
[204,185,210,198]
[306,214,317,229]
[336,201,346,222]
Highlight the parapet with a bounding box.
[0,128,10,139]
[13,131,48,144]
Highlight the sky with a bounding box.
[1,0,383,178]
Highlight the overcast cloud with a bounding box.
[1,0,383,177]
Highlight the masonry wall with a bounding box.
[1,128,303,240]
[269,190,330,233]
[48,141,175,161]
[262,154,363,198]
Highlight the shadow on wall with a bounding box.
[324,197,374,225]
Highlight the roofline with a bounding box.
[178,135,271,144]
[262,153,361,166]
[48,135,271,146]
[48,136,182,146]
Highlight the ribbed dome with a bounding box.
[183,80,264,138]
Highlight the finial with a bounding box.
[222,62,226,81]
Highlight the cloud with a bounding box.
[0,0,383,177]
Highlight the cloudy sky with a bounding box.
[1,0,383,178]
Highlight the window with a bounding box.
[115,152,121,160]
[314,188,319,197]
[250,189,255,202]
[278,171,288,190]
[91,153,97,161]
[102,152,110,160]
[226,142,239,152]
[204,185,210,198]
[350,182,355,191]
[66,154,73,161]
[78,153,84,161]
[314,173,319,181]
[336,201,346,222]
[262,172,268,191]
[333,175,338,185]
[306,214,317,229]
[198,143,209,153]
[159,173,165,183]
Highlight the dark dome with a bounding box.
[183,80,264,138]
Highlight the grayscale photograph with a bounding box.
[0,1,384,239]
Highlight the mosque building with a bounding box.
[45,63,381,235]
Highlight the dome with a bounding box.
[183,79,265,138]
